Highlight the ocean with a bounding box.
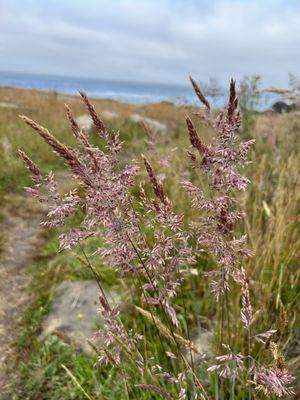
[0,71,198,105]
[0,71,278,108]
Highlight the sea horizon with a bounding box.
[0,70,198,105]
[0,70,280,109]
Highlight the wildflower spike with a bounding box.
[227,79,238,122]
[186,116,206,155]
[79,91,107,139]
[65,104,81,137]
[18,149,41,180]
[189,76,210,110]
[142,154,169,206]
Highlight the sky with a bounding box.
[0,0,299,87]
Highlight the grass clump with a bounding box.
[1,78,299,399]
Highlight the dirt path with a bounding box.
[0,193,44,388]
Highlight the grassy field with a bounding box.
[0,86,299,399]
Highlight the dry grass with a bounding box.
[0,86,299,399]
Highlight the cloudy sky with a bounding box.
[0,0,299,87]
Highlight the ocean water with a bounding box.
[0,71,199,105]
[0,71,278,108]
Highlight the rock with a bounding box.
[101,110,119,120]
[75,114,93,131]
[183,325,214,380]
[129,113,167,132]
[1,136,12,158]
[75,111,119,131]
[193,328,214,358]
[0,102,18,109]
[40,280,120,353]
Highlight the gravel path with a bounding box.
[0,194,44,388]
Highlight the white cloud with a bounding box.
[0,0,299,87]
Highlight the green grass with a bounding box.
[1,87,299,399]
[2,226,123,399]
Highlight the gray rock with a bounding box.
[101,110,120,120]
[40,280,119,353]
[75,114,93,131]
[193,328,214,357]
[129,113,167,132]
[75,111,120,132]
[0,102,18,109]
[188,322,215,367]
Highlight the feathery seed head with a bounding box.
[189,76,210,110]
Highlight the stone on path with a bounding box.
[129,113,167,132]
[0,101,18,109]
[75,110,120,132]
[193,328,214,357]
[75,114,93,131]
[40,280,119,354]
[101,110,119,120]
